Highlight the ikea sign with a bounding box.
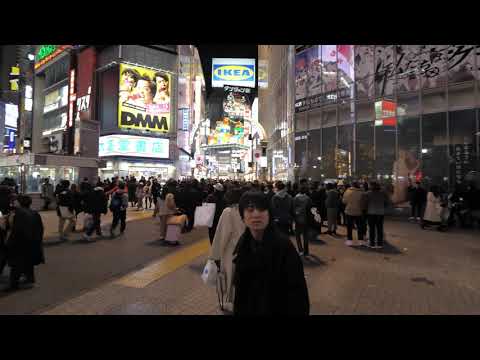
[212,58,256,88]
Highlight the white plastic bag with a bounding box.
[194,203,216,228]
[201,259,218,287]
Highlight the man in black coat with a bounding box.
[206,183,226,244]
[127,176,137,208]
[0,185,13,276]
[232,191,310,316]
[4,195,44,292]
[83,186,108,241]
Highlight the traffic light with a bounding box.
[9,66,20,91]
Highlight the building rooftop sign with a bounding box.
[35,45,72,70]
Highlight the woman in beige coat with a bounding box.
[210,188,245,311]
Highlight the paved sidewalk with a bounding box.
[42,220,480,315]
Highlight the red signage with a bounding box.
[68,69,76,128]
[75,47,97,122]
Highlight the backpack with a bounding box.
[294,194,310,224]
[110,193,123,212]
[272,194,292,224]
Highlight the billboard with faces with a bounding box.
[118,63,172,133]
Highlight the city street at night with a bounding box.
[0,44,479,316]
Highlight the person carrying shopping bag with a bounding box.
[209,188,245,313]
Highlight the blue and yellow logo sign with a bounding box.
[213,64,255,82]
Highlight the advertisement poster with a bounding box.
[321,45,338,93]
[223,85,253,120]
[306,46,322,97]
[118,63,171,133]
[258,59,268,89]
[295,49,308,101]
[337,45,355,83]
[207,86,253,146]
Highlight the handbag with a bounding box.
[201,259,218,287]
[194,203,216,228]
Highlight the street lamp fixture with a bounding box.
[421,148,428,154]
[27,53,35,61]
[317,156,322,161]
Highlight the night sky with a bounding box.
[195,44,258,96]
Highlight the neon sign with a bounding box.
[36,45,57,62]
[35,45,72,70]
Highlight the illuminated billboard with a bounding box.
[212,58,255,88]
[206,86,254,146]
[118,63,171,133]
[223,85,253,120]
[99,135,169,159]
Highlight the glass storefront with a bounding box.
[0,165,77,193]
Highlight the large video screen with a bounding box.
[118,63,171,133]
[212,58,256,88]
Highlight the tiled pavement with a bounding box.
[41,219,480,315]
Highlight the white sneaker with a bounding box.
[408,217,415,221]
[416,217,421,221]
[345,240,354,246]
[357,240,367,246]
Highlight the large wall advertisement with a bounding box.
[118,63,171,133]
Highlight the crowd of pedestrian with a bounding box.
[2,171,480,314]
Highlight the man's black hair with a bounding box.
[275,181,285,190]
[17,194,32,208]
[239,191,270,220]
[225,188,244,206]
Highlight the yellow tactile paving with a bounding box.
[115,239,210,289]
[41,209,153,239]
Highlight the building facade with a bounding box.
[258,45,296,181]
[260,45,480,203]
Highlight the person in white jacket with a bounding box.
[421,185,444,230]
[210,188,246,313]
